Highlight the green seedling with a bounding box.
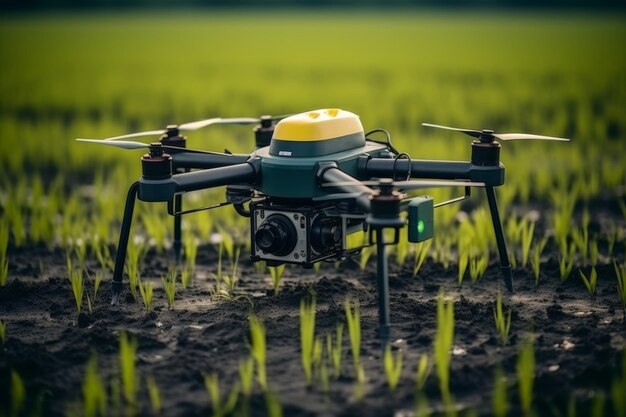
[571,209,590,262]
[492,367,508,417]
[326,323,343,379]
[458,250,468,286]
[412,240,432,277]
[119,331,139,408]
[520,217,535,268]
[415,354,430,390]
[579,267,598,296]
[265,391,283,417]
[146,375,162,416]
[239,357,254,397]
[82,352,107,417]
[269,264,286,295]
[0,320,6,344]
[359,246,373,271]
[0,223,9,286]
[180,264,193,289]
[559,243,576,282]
[300,297,317,385]
[73,239,88,272]
[493,293,512,345]
[183,233,198,272]
[530,237,548,285]
[353,362,366,402]
[516,337,535,416]
[384,345,403,391]
[249,315,267,390]
[161,267,177,309]
[615,262,626,318]
[138,278,154,312]
[434,293,455,398]
[92,270,103,301]
[222,246,240,293]
[203,373,239,417]
[11,370,25,417]
[70,268,84,313]
[142,210,167,253]
[589,239,599,267]
[319,353,330,394]
[344,298,361,368]
[469,255,488,284]
[125,239,145,300]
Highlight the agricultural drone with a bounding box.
[78,109,570,340]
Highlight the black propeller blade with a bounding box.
[422,123,571,142]
[75,139,234,156]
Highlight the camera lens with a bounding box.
[311,217,341,254]
[255,214,297,256]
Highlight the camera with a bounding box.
[250,200,347,266]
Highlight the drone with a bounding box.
[78,108,570,341]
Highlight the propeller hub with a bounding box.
[260,115,273,128]
[149,142,165,157]
[165,125,180,137]
[479,129,495,143]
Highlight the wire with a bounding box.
[364,129,401,155]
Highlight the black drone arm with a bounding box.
[357,156,505,186]
[318,163,375,212]
[171,152,250,170]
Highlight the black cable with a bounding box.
[364,129,401,155]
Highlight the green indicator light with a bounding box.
[417,220,425,234]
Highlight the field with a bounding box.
[1,10,626,417]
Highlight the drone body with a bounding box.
[78,107,570,343]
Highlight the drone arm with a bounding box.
[358,157,504,186]
[173,161,259,193]
[171,152,250,170]
[318,165,374,212]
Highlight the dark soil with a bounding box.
[1,231,625,417]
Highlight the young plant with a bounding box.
[183,233,198,273]
[249,315,267,390]
[180,264,193,290]
[138,277,154,313]
[492,366,508,417]
[269,264,286,295]
[82,352,107,417]
[11,370,25,417]
[519,217,535,268]
[412,240,432,277]
[516,337,535,416]
[222,246,240,293]
[326,323,343,379]
[493,293,512,345]
[119,331,139,408]
[92,270,103,301]
[0,320,6,344]
[125,238,144,300]
[161,267,177,309]
[146,375,162,416]
[203,373,239,417]
[434,293,455,398]
[579,267,598,296]
[353,362,367,402]
[614,262,626,318]
[559,242,576,281]
[530,236,548,285]
[265,391,283,417]
[344,299,361,368]
[469,255,488,284]
[70,268,85,313]
[239,357,254,398]
[300,297,317,386]
[384,345,403,391]
[415,354,430,390]
[0,223,8,286]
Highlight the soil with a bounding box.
[1,212,625,417]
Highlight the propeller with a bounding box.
[421,123,571,142]
[75,139,233,156]
[322,178,485,191]
[75,114,293,142]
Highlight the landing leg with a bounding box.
[485,186,513,292]
[375,228,391,345]
[173,194,182,262]
[111,182,139,305]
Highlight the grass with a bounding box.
[492,367,508,417]
[412,241,432,277]
[326,323,343,379]
[615,262,626,318]
[161,267,177,309]
[138,277,154,312]
[415,354,430,391]
[579,267,598,296]
[238,357,254,398]
[530,236,548,285]
[344,298,361,369]
[119,331,139,409]
[517,336,535,416]
[383,345,403,391]
[146,375,162,416]
[249,315,267,391]
[203,373,239,417]
[269,264,286,295]
[70,268,85,313]
[11,370,25,417]
[82,352,107,417]
[0,223,9,286]
[434,293,455,398]
[0,320,6,344]
[493,293,512,345]
[299,297,317,386]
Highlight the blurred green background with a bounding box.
[0,9,624,251]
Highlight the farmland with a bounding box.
[0,10,625,417]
